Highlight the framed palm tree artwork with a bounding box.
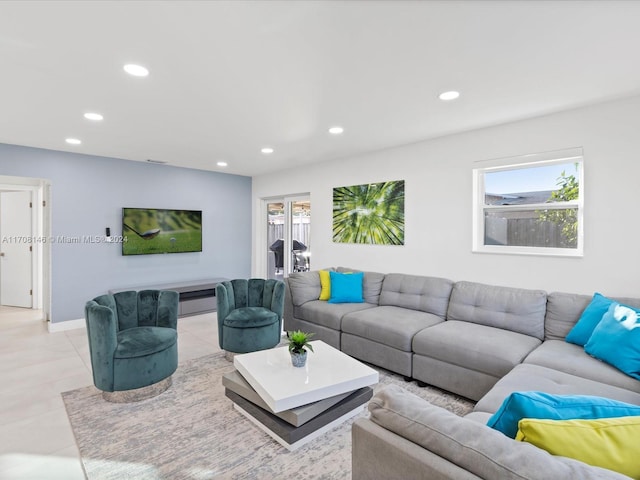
[333,180,405,245]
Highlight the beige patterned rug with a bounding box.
[62,352,474,479]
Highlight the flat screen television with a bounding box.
[122,208,202,255]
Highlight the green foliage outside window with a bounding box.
[537,165,579,247]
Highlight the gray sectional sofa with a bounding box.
[283,268,640,479]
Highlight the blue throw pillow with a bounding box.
[585,303,640,380]
[565,293,614,346]
[328,271,364,304]
[487,391,640,439]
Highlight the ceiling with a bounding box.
[1,1,640,177]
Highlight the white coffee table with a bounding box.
[229,340,379,450]
[234,340,378,412]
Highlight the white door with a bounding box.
[0,191,33,307]
[265,195,311,279]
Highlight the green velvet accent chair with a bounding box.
[84,289,179,394]
[217,278,285,354]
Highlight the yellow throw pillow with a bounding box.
[516,416,640,479]
[319,270,331,300]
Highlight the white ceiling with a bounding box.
[1,1,640,177]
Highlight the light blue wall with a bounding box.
[0,143,252,323]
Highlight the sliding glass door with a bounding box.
[265,195,310,279]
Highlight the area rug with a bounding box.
[62,352,474,479]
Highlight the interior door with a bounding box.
[0,191,33,307]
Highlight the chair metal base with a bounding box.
[102,376,172,403]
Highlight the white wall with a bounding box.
[252,94,640,297]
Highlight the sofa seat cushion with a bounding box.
[412,321,541,379]
[115,326,177,359]
[524,340,640,394]
[293,300,376,330]
[222,307,278,328]
[474,363,640,415]
[342,306,443,351]
[368,384,630,480]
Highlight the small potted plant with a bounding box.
[287,330,314,368]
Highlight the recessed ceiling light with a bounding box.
[328,126,344,135]
[261,147,274,155]
[217,161,228,167]
[123,64,149,77]
[65,138,81,145]
[439,91,460,101]
[84,112,103,121]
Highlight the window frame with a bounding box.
[472,148,584,257]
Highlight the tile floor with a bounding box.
[0,306,221,480]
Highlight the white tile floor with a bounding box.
[0,306,221,480]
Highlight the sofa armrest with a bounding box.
[368,385,631,480]
[352,418,481,480]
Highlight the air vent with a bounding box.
[146,159,168,165]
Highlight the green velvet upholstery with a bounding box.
[217,278,285,354]
[85,290,179,393]
[224,307,279,327]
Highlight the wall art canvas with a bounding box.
[333,180,405,245]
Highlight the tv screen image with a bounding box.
[122,208,202,255]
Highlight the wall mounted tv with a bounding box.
[122,208,202,255]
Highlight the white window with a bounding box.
[472,148,583,257]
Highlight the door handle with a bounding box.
[0,252,4,257]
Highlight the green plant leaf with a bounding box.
[286,330,314,354]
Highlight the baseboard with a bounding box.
[48,318,85,333]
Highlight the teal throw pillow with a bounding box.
[565,293,614,346]
[584,303,640,380]
[486,391,640,439]
[328,271,364,304]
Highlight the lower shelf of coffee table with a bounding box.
[222,370,351,427]
[225,386,372,451]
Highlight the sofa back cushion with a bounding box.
[545,292,640,341]
[447,281,546,340]
[337,267,385,304]
[379,273,453,317]
[287,271,322,307]
[544,292,592,341]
